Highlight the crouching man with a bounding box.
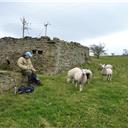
[17,51,41,86]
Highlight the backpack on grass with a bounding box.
[17,85,34,94]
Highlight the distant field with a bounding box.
[0,56,128,128]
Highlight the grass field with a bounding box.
[0,56,128,128]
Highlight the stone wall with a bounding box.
[0,36,89,74]
[0,70,22,93]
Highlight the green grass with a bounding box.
[0,56,128,128]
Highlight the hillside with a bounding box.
[0,56,128,128]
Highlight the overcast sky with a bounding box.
[0,0,128,55]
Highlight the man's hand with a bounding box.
[32,68,36,72]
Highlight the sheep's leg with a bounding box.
[79,84,83,92]
[102,74,104,80]
[108,75,111,81]
[67,77,70,83]
[109,74,112,81]
[72,79,75,84]
[107,74,109,81]
[75,82,78,87]
[106,75,109,81]
[107,75,109,81]
[86,80,89,84]
[108,74,112,81]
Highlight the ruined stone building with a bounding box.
[0,36,89,74]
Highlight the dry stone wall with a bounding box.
[0,36,89,74]
[0,70,22,93]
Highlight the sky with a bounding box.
[0,0,128,55]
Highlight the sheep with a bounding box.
[82,69,93,83]
[99,63,113,70]
[104,64,113,69]
[101,67,113,81]
[67,67,81,83]
[73,69,87,91]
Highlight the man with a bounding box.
[17,51,40,85]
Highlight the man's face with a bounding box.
[25,55,30,59]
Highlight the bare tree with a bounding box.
[44,22,51,36]
[90,43,106,58]
[20,17,31,38]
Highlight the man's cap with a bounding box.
[25,51,33,57]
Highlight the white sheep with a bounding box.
[67,67,81,83]
[105,64,113,69]
[82,69,93,83]
[99,63,113,70]
[101,67,113,81]
[74,70,87,91]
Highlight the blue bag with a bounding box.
[25,86,34,93]
[17,85,34,94]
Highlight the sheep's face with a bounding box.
[101,67,107,74]
[99,64,105,70]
